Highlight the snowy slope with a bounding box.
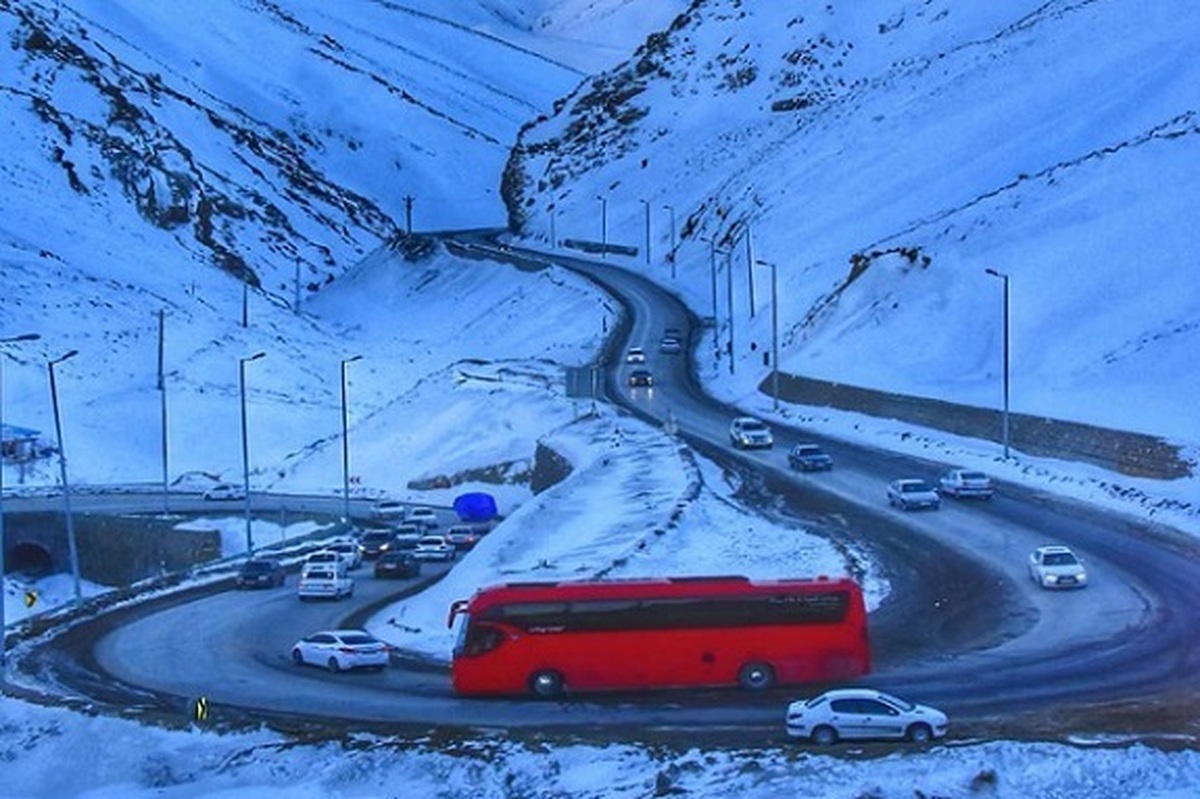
[0,0,583,303]
[506,0,1200,443]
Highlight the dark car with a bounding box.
[236,558,285,589]
[788,443,834,471]
[374,551,421,579]
[628,368,654,387]
[358,529,399,559]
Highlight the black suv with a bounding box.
[358,529,399,559]
[236,558,285,589]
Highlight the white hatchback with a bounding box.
[413,535,455,562]
[291,629,389,672]
[786,688,948,745]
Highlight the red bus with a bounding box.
[447,575,869,697]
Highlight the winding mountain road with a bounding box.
[11,239,1200,742]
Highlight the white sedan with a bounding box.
[408,507,439,528]
[202,483,245,501]
[323,540,363,570]
[887,478,941,510]
[1029,545,1089,589]
[291,629,390,672]
[786,688,948,745]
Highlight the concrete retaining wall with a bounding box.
[761,373,1191,480]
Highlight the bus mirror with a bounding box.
[448,599,468,628]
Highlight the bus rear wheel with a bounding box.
[737,661,775,691]
[529,669,565,698]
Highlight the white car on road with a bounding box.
[938,468,994,499]
[887,479,941,511]
[1029,545,1088,589]
[202,483,245,501]
[408,507,439,528]
[291,629,389,672]
[369,499,407,520]
[296,567,353,601]
[786,688,948,745]
[413,535,455,562]
[729,417,773,449]
[323,540,363,570]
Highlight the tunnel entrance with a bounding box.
[6,542,54,577]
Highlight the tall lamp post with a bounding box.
[239,351,266,556]
[755,261,780,411]
[639,199,651,265]
[596,195,608,259]
[340,355,362,524]
[985,268,1011,459]
[662,204,677,278]
[1,332,40,676]
[47,349,82,603]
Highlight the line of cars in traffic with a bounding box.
[727,415,1090,591]
[232,501,491,604]
[233,501,493,674]
[623,327,685,389]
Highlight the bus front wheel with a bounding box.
[529,669,565,698]
[737,661,775,691]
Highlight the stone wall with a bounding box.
[762,373,1191,480]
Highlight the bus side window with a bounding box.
[463,624,506,657]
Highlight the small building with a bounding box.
[1,422,41,462]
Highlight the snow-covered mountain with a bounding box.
[506,0,1200,443]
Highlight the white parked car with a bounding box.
[370,499,406,520]
[324,540,363,570]
[291,629,389,672]
[785,688,948,745]
[625,346,646,364]
[413,535,455,562]
[202,483,245,501]
[729,417,773,449]
[408,506,439,529]
[887,479,941,510]
[1029,545,1088,589]
[296,567,353,601]
[938,468,994,499]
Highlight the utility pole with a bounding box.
[48,349,82,602]
[157,310,170,516]
[725,248,735,376]
[597,195,608,259]
[663,204,677,279]
[744,225,756,318]
[755,261,780,411]
[640,199,651,265]
[403,195,415,236]
[985,268,1012,459]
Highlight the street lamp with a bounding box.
[985,268,1011,459]
[239,351,266,555]
[340,355,362,524]
[596,195,608,259]
[662,204,677,278]
[639,199,651,265]
[755,261,780,411]
[47,349,82,603]
[1,332,40,676]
